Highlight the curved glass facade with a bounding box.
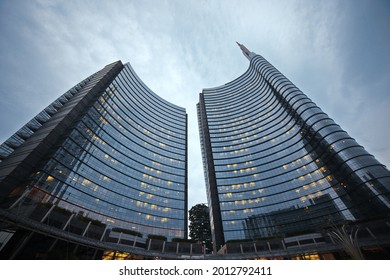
[0,61,188,251]
[198,45,390,251]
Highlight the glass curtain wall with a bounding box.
[1,62,188,246]
[198,48,390,250]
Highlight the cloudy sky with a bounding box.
[1,0,389,209]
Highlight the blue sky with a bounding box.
[0,0,389,209]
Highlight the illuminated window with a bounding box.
[82,178,91,186]
[99,116,108,125]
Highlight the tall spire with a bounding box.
[236,42,251,60]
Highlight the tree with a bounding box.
[189,203,212,253]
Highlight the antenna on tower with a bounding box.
[236,42,251,60]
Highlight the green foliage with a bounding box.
[76,212,105,227]
[171,238,197,243]
[112,227,142,237]
[148,234,167,241]
[189,203,212,252]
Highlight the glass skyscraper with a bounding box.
[1,44,389,259]
[0,61,188,259]
[197,43,390,252]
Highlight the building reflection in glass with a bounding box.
[0,61,188,247]
[198,44,390,251]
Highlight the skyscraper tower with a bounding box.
[197,43,390,252]
[0,61,188,259]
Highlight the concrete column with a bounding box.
[73,221,92,254]
[162,241,166,253]
[40,204,56,223]
[117,232,123,244]
[9,232,34,260]
[48,213,75,252]
[8,188,32,209]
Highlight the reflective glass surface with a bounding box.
[19,63,188,240]
[199,54,390,244]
